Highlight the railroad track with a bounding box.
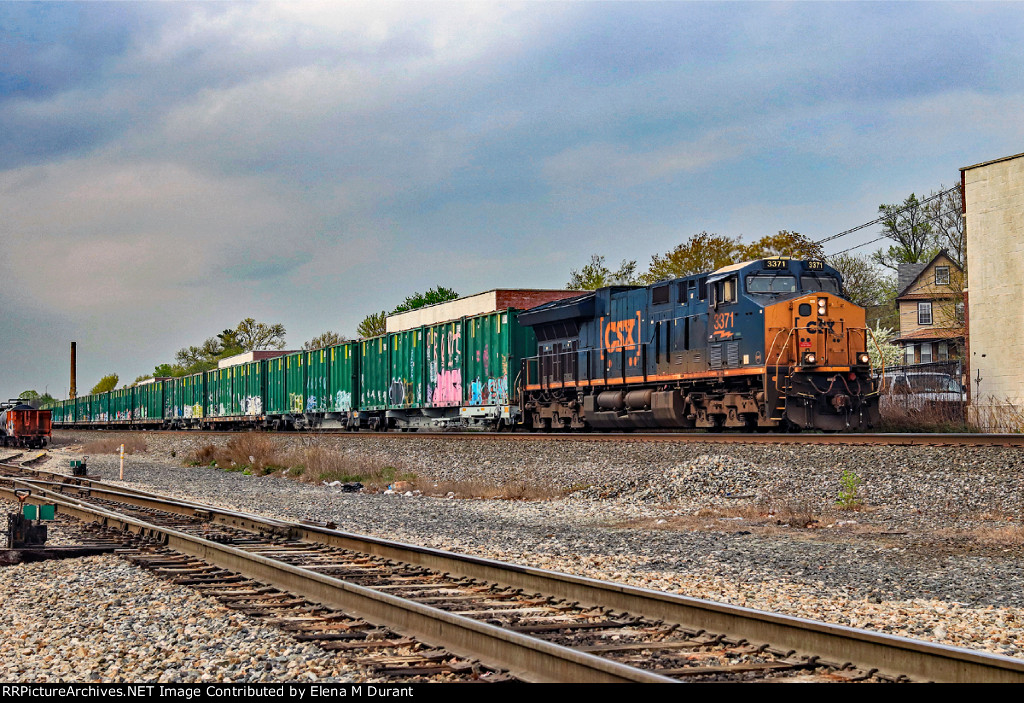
[3,459,1024,683]
[51,427,1024,447]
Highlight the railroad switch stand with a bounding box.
[5,488,54,549]
[71,457,88,477]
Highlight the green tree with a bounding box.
[872,193,939,271]
[567,254,639,289]
[235,317,287,351]
[90,374,119,394]
[303,331,348,350]
[642,233,740,284]
[826,252,889,307]
[392,287,460,314]
[168,318,286,375]
[738,230,823,260]
[18,390,56,406]
[357,311,386,339]
[924,184,965,269]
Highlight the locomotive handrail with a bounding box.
[862,326,885,397]
[768,327,797,400]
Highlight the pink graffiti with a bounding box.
[432,369,462,406]
[447,327,461,359]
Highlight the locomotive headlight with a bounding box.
[817,297,827,315]
[802,352,818,366]
[857,352,870,365]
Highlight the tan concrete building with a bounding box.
[385,289,583,333]
[961,151,1024,426]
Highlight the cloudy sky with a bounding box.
[1,1,1022,399]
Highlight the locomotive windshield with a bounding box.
[799,273,841,295]
[746,273,797,295]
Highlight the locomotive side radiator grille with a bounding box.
[726,342,739,367]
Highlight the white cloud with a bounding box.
[541,128,752,195]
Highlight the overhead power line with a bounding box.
[827,202,961,257]
[815,184,960,246]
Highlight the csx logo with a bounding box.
[806,319,836,334]
[604,319,637,351]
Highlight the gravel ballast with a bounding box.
[4,430,1024,679]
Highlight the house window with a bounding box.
[938,342,949,361]
[955,301,965,324]
[918,301,933,325]
[935,266,950,286]
[905,345,915,365]
[920,344,933,364]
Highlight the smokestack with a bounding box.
[70,342,77,399]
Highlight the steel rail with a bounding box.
[6,473,1024,683]
[51,427,1024,447]
[0,480,671,683]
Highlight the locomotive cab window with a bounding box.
[713,276,737,307]
[799,273,841,295]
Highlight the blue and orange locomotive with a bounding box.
[519,257,879,431]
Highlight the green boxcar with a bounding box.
[387,328,425,409]
[111,388,132,421]
[266,356,288,415]
[204,370,220,418]
[133,382,164,422]
[425,320,463,408]
[182,373,204,419]
[90,393,109,423]
[165,376,182,418]
[326,342,357,413]
[359,337,389,411]
[305,348,329,413]
[242,360,265,416]
[285,352,305,414]
[217,368,233,417]
[230,365,247,416]
[464,309,534,409]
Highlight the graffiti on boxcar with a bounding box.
[289,394,304,414]
[389,378,415,407]
[334,390,352,412]
[306,395,319,412]
[430,369,462,406]
[469,375,509,406]
[244,396,263,416]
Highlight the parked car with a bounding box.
[874,370,966,420]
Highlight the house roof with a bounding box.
[896,249,962,298]
[898,292,959,301]
[894,328,964,343]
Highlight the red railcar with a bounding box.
[0,404,52,448]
